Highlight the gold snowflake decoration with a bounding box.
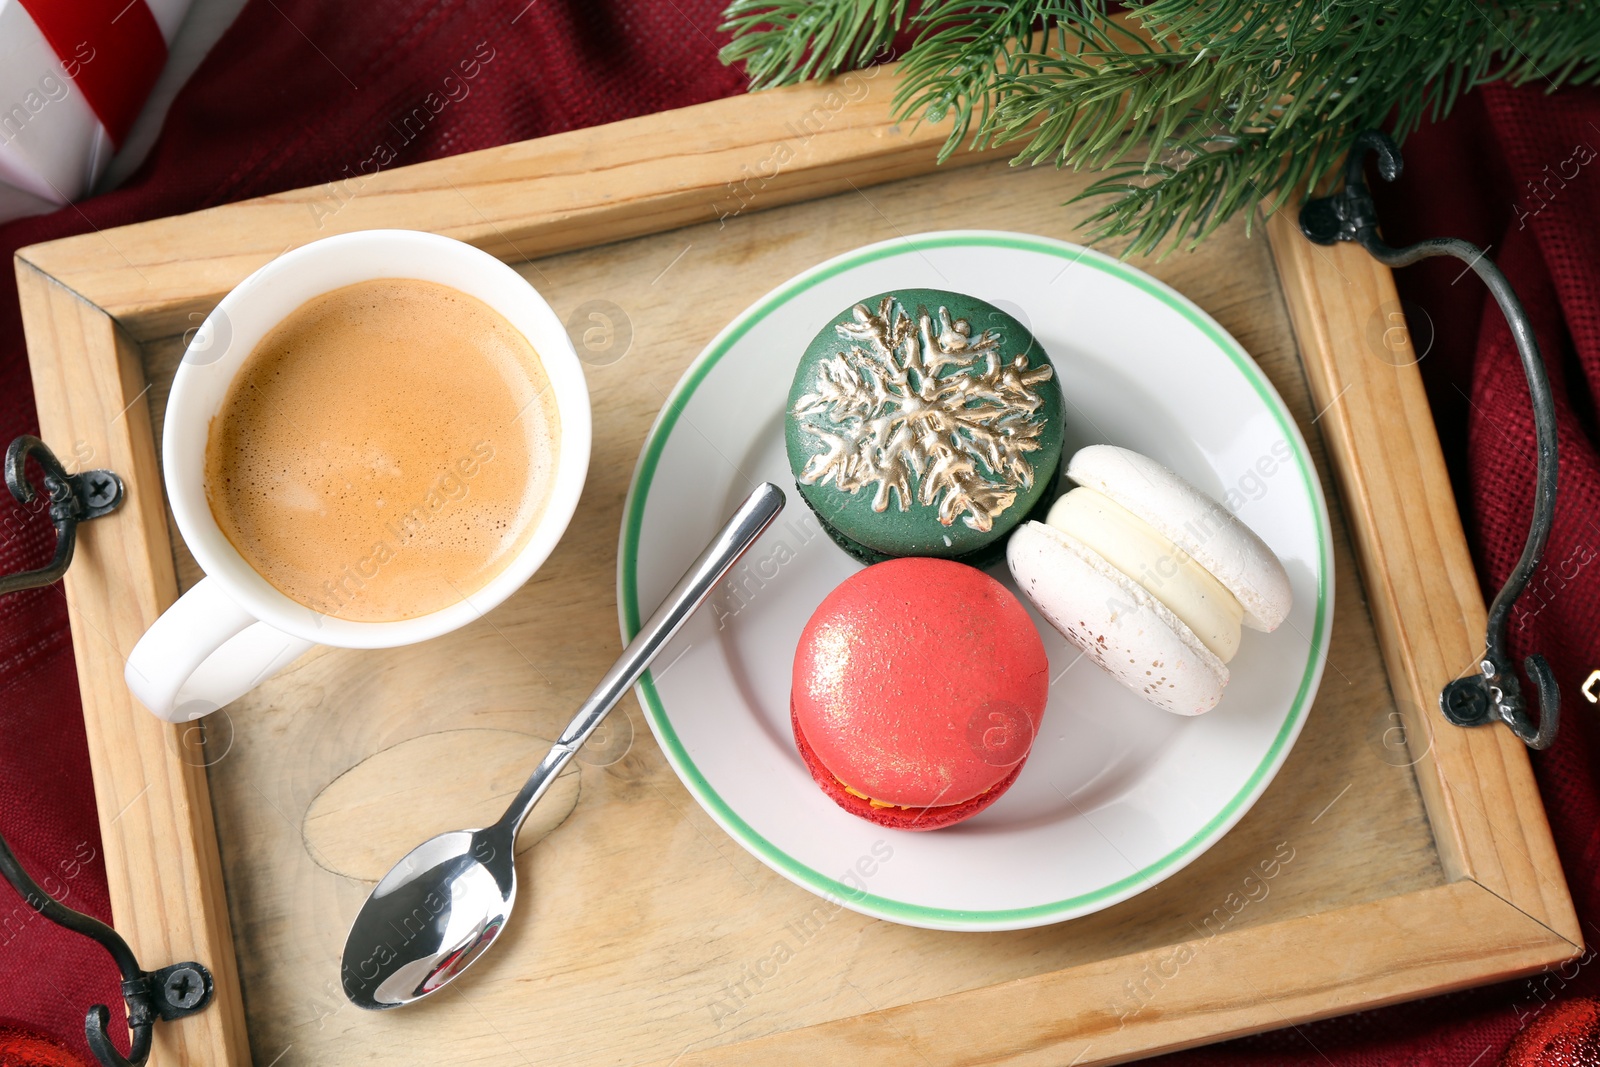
[792,295,1055,532]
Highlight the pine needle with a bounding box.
[719,0,1600,255]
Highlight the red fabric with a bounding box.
[0,5,1596,1065]
[1498,996,1600,1066]
[0,2,742,1062]
[16,0,167,147]
[0,1028,87,1067]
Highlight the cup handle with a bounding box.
[125,576,315,722]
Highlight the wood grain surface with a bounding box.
[14,63,1578,1067]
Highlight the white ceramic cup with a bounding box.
[125,230,591,723]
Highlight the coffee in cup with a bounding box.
[203,277,560,623]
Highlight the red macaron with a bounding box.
[790,557,1050,830]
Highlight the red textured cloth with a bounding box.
[0,6,1596,1066]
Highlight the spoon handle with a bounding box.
[492,482,786,839]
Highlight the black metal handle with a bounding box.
[1300,130,1561,751]
[1,435,124,596]
[0,435,215,1066]
[0,826,213,1067]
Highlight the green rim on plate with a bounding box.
[619,232,1331,928]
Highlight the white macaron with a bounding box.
[1006,445,1292,715]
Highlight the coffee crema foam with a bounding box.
[204,278,560,623]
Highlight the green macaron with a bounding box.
[785,289,1064,563]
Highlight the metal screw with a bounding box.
[1441,678,1492,725]
[88,477,111,502]
[163,966,205,1010]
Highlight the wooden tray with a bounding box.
[16,62,1581,1066]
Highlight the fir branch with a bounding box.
[718,0,910,89]
[889,2,1063,162]
[720,0,1600,255]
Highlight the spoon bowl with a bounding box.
[342,829,512,1009]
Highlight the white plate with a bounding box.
[617,231,1332,931]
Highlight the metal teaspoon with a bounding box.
[340,482,785,1009]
